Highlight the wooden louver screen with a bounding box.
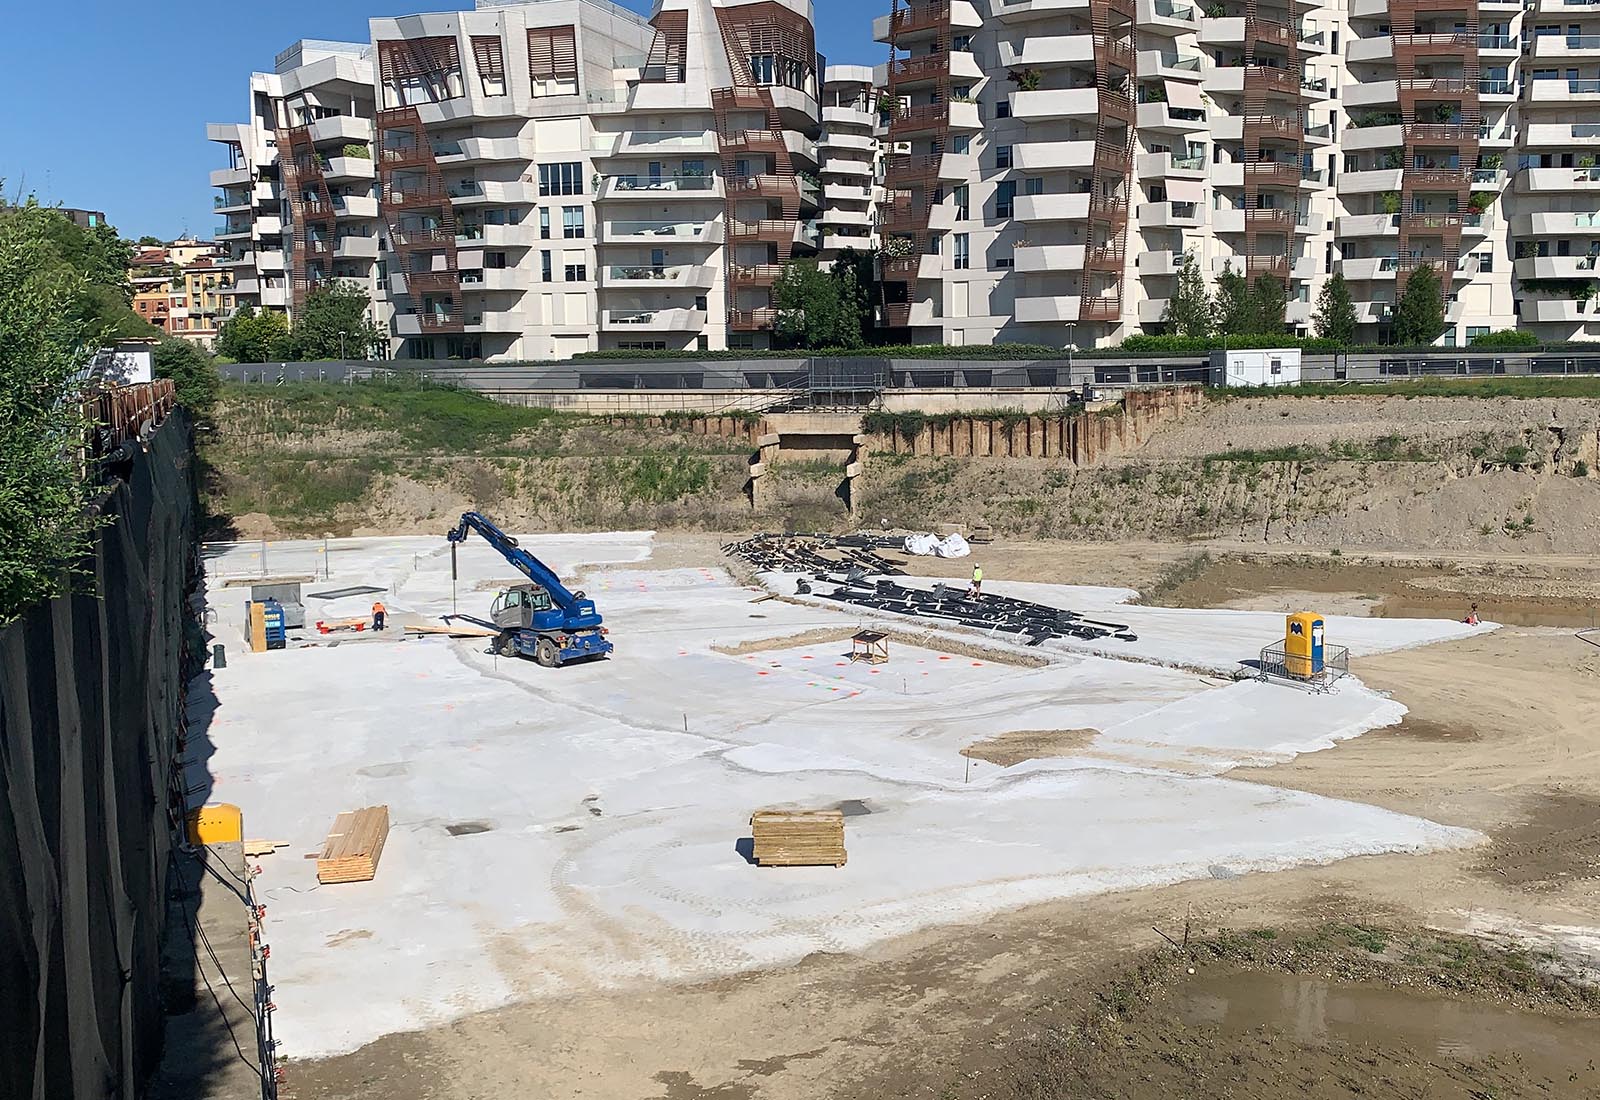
[471,36,505,83]
[377,37,462,82]
[644,11,688,82]
[527,26,578,82]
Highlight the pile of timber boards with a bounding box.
[751,809,847,867]
[316,805,390,884]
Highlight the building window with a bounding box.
[538,162,583,196]
[750,54,775,84]
[472,36,507,96]
[1477,252,1493,272]
[996,97,1010,118]
[953,34,973,51]
[541,250,553,281]
[953,233,970,269]
[562,206,585,238]
[1466,326,1490,342]
[996,180,1016,218]
[952,135,970,154]
[564,262,587,281]
[954,184,969,220]
[994,255,1013,270]
[1024,177,1044,195]
[995,144,1013,169]
[540,207,551,238]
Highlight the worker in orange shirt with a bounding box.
[372,600,387,631]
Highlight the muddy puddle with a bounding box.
[1180,969,1600,1083]
[1159,559,1600,628]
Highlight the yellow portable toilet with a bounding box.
[1284,612,1325,678]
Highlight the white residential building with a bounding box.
[207,0,828,359]
[209,0,1600,355]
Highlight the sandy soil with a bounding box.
[279,536,1600,1100]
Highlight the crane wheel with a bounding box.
[495,632,519,658]
[535,638,560,667]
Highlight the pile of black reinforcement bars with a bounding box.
[722,533,1137,647]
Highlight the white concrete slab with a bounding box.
[197,533,1482,1059]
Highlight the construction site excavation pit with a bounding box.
[196,531,1495,1061]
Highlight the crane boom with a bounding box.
[446,511,583,611]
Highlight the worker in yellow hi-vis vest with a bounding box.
[967,564,984,600]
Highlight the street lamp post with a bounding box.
[1064,321,1077,387]
[338,329,348,360]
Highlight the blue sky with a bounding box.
[0,1,884,241]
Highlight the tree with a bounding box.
[1393,264,1446,345]
[153,339,221,418]
[1214,260,1251,335]
[772,260,863,349]
[285,280,386,360]
[0,203,104,622]
[1164,249,1212,337]
[217,304,291,363]
[1312,271,1358,345]
[137,235,164,247]
[1248,274,1286,334]
[830,247,877,345]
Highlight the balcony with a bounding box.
[1010,88,1102,121]
[1510,210,1600,235]
[1136,150,1207,179]
[456,268,524,292]
[452,136,533,163]
[1136,0,1200,36]
[1137,297,1172,323]
[1525,122,1600,147]
[1138,200,1204,227]
[1014,294,1082,323]
[1521,297,1596,323]
[1340,256,1399,280]
[1014,140,1097,171]
[988,0,1088,24]
[602,219,723,246]
[1136,101,1209,133]
[1012,193,1093,222]
[1338,168,1404,194]
[1345,36,1393,63]
[1514,255,1600,279]
[323,155,376,182]
[215,222,253,240]
[1336,212,1401,236]
[602,263,719,289]
[1355,300,1395,324]
[1014,244,1087,272]
[334,195,379,219]
[332,235,378,260]
[821,208,875,227]
[1344,79,1399,109]
[307,115,373,146]
[1531,32,1600,58]
[824,157,875,179]
[1141,50,1206,82]
[1517,167,1600,193]
[599,174,721,201]
[211,166,251,188]
[448,180,539,205]
[821,131,877,154]
[393,312,462,336]
[616,129,720,154]
[880,253,945,280]
[1528,77,1600,103]
[1342,123,1406,152]
[823,105,875,129]
[998,36,1095,68]
[601,308,709,332]
[1134,249,1183,275]
[465,310,531,333]
[1198,17,1246,46]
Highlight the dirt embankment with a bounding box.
[208,385,1600,553]
[859,393,1600,554]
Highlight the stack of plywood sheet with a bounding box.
[750,809,847,867]
[315,805,390,884]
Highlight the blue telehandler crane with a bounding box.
[445,511,613,667]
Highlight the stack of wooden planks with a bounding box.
[750,809,847,867]
[315,805,390,884]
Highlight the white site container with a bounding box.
[1209,348,1302,387]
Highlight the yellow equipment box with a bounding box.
[186,803,244,846]
[1284,612,1325,678]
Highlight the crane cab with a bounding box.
[491,583,554,630]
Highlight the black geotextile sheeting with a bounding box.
[0,410,200,1100]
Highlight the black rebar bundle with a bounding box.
[722,534,1137,646]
